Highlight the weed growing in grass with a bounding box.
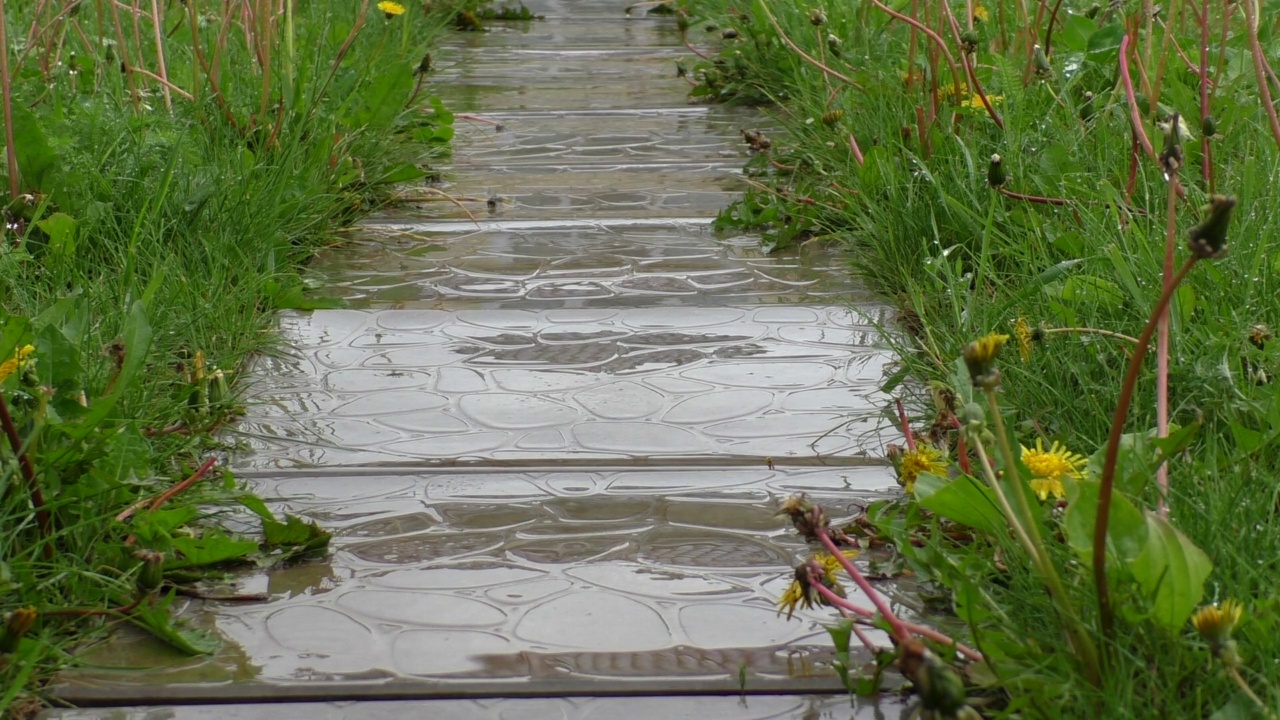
[685,0,1280,715]
[0,0,501,711]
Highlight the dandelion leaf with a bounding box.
[1131,512,1211,631]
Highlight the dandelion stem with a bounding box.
[807,574,984,662]
[757,0,861,89]
[1095,255,1199,636]
[1155,171,1180,518]
[0,0,19,201]
[896,398,917,452]
[0,389,52,552]
[1227,666,1279,720]
[1120,35,1155,160]
[815,527,909,644]
[974,406,1101,685]
[1042,327,1139,344]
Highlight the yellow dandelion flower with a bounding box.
[378,1,406,17]
[963,333,1009,388]
[897,444,948,494]
[1020,438,1086,500]
[0,344,36,384]
[776,550,858,620]
[1193,600,1244,664]
[1192,599,1244,644]
[1013,317,1033,362]
[973,5,990,22]
[961,93,1003,110]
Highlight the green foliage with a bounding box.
[0,0,482,710]
[685,0,1280,715]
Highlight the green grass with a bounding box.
[0,0,492,712]
[682,0,1280,716]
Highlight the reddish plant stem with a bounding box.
[998,187,1070,205]
[43,596,143,618]
[1095,256,1198,635]
[1155,173,1180,517]
[1242,0,1280,151]
[1042,0,1066,56]
[758,3,861,88]
[116,457,218,522]
[0,0,19,200]
[848,133,865,165]
[682,36,710,61]
[808,579,984,662]
[1120,35,1155,160]
[896,398,917,452]
[1198,0,1213,191]
[816,527,910,644]
[940,0,1004,129]
[0,392,53,556]
[866,0,965,106]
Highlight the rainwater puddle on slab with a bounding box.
[40,695,905,719]
[52,469,900,704]
[229,307,891,470]
[306,221,863,310]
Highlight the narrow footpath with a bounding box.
[45,3,902,718]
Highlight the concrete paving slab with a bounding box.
[52,470,900,705]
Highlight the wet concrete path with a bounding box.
[47,3,902,718]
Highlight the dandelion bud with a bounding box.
[1078,91,1096,123]
[827,33,842,54]
[1032,44,1053,79]
[899,640,971,715]
[809,8,827,25]
[960,29,979,53]
[676,10,690,31]
[986,154,1006,188]
[416,52,433,75]
[135,549,167,594]
[721,27,739,39]
[1202,115,1217,138]
[1159,112,1184,174]
[1188,195,1236,259]
[821,109,844,126]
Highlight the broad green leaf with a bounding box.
[915,473,1006,536]
[1063,480,1148,563]
[237,494,277,523]
[11,105,60,194]
[1131,511,1212,631]
[129,592,218,655]
[264,514,332,553]
[36,212,78,260]
[1086,23,1125,60]
[171,534,260,567]
[348,63,415,129]
[373,162,428,185]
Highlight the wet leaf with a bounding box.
[1131,511,1211,631]
[171,533,260,568]
[11,105,60,195]
[35,212,78,260]
[915,473,1006,537]
[1063,480,1148,563]
[129,591,218,655]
